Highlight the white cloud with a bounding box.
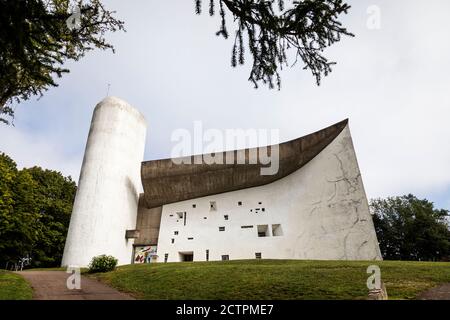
[0,125,82,180]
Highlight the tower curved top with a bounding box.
[95,96,147,126]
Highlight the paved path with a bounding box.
[17,271,134,300]
[418,283,450,300]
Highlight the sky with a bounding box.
[1,0,449,210]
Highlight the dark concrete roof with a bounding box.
[141,119,348,208]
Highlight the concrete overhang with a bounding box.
[141,119,348,208]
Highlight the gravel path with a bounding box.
[17,271,134,300]
[418,283,450,300]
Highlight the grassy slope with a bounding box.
[93,259,450,300]
[0,271,33,300]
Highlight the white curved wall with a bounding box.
[157,124,382,262]
[62,97,147,267]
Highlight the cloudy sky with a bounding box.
[1,0,449,209]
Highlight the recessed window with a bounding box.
[255,252,262,259]
[257,224,269,237]
[272,224,283,236]
[241,225,253,229]
[238,201,242,206]
[164,253,168,263]
[192,204,196,208]
[210,201,217,211]
[224,215,229,220]
[219,226,225,232]
[221,255,229,261]
[171,238,175,244]
[187,237,193,240]
[174,231,178,235]
[262,208,265,212]
[258,202,262,205]
[250,209,253,212]
[204,217,207,219]
[170,214,174,217]
[206,249,209,261]
[180,252,193,262]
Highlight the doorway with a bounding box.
[179,251,194,262]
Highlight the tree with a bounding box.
[0,152,76,268]
[0,0,124,124]
[0,154,39,265]
[23,166,77,267]
[371,194,450,261]
[195,0,353,89]
[1,0,353,124]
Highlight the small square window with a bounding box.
[192,204,196,208]
[174,231,178,235]
[171,238,175,244]
[272,224,283,236]
[204,217,207,219]
[262,208,265,212]
[221,255,229,261]
[238,201,242,206]
[219,226,225,232]
[255,252,262,259]
[224,215,229,220]
[257,224,269,237]
[258,202,262,205]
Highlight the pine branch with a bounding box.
[196,0,354,89]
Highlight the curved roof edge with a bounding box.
[141,119,349,208]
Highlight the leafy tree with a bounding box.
[0,154,19,263]
[196,0,353,89]
[0,152,76,268]
[23,167,77,267]
[0,0,124,124]
[371,194,450,261]
[0,154,39,265]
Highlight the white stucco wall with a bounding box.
[62,97,147,267]
[156,125,381,262]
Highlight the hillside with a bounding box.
[0,271,33,300]
[92,259,450,300]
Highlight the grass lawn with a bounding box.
[0,271,33,300]
[92,259,450,300]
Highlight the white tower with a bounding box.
[62,97,147,267]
